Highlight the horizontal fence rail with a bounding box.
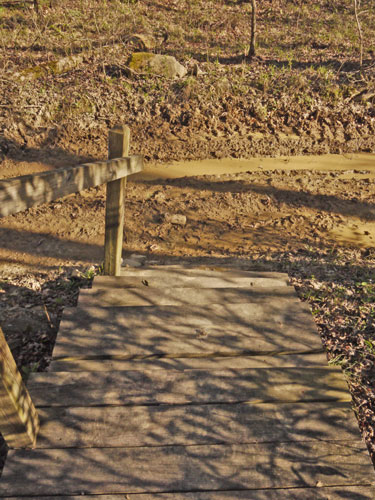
[0,124,143,275]
[0,155,143,219]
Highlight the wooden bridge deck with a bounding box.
[1,265,374,499]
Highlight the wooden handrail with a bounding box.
[0,125,143,275]
[0,326,39,448]
[0,126,142,447]
[0,154,143,218]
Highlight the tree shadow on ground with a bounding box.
[0,248,374,494]
[0,233,374,487]
[142,176,375,222]
[165,42,372,72]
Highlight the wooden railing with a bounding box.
[0,125,143,274]
[0,125,144,447]
[0,326,40,448]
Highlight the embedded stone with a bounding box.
[127,53,187,79]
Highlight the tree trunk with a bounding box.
[248,0,257,59]
[353,0,363,67]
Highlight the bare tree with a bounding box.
[247,0,257,59]
[353,0,363,67]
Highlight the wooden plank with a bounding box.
[27,367,349,407]
[79,286,298,307]
[104,178,126,275]
[94,275,289,288]
[49,352,327,372]
[120,266,288,278]
[0,154,143,218]
[53,302,322,359]
[35,402,359,449]
[4,487,375,500]
[0,441,372,496]
[0,326,39,448]
[104,125,130,276]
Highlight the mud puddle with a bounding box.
[134,153,375,181]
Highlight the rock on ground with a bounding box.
[127,52,187,79]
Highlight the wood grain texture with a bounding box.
[35,401,359,449]
[28,367,349,407]
[104,125,130,276]
[98,275,289,288]
[0,155,143,218]
[49,352,327,372]
[4,487,375,500]
[119,266,288,278]
[103,177,126,275]
[108,124,130,160]
[1,441,372,496]
[79,285,298,307]
[0,327,39,448]
[53,301,322,359]
[96,274,289,288]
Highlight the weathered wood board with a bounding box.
[28,367,349,407]
[0,155,143,218]
[5,487,375,500]
[103,125,130,276]
[0,326,39,448]
[1,441,372,496]
[53,301,322,360]
[103,177,126,276]
[35,401,359,449]
[49,352,327,372]
[95,274,289,288]
[119,267,287,278]
[79,285,297,307]
[79,286,306,307]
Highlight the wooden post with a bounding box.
[104,125,130,276]
[0,327,39,448]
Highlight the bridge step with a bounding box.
[52,300,321,361]
[120,265,288,279]
[27,366,349,407]
[79,285,296,307]
[4,487,375,500]
[50,352,326,372]
[2,441,372,497]
[1,267,374,498]
[35,401,359,449]
[96,270,289,289]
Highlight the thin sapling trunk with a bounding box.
[247,0,257,59]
